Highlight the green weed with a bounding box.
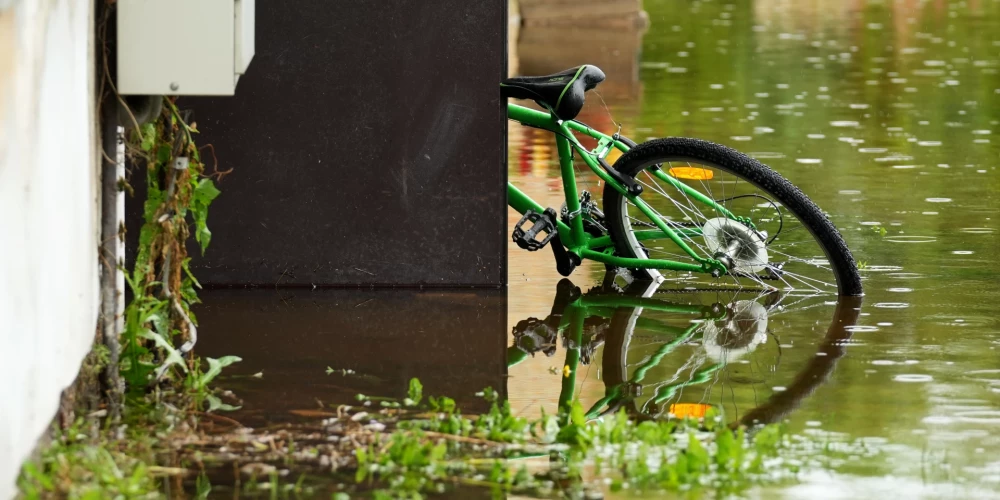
[119,98,232,401]
[350,378,836,498]
[19,376,872,498]
[185,355,243,411]
[17,419,161,499]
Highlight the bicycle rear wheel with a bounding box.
[603,138,863,297]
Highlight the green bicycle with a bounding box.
[502,65,864,296]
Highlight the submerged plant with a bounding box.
[18,376,875,498]
[349,378,839,498]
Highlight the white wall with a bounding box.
[0,0,98,498]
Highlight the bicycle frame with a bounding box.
[507,103,740,274]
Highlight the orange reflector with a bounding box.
[605,148,624,165]
[669,167,714,180]
[669,403,713,419]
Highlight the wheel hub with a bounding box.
[702,300,769,362]
[702,218,769,273]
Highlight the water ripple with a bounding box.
[884,235,937,243]
[956,411,1000,424]
[874,302,910,309]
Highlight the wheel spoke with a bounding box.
[604,144,855,296]
[628,183,714,257]
[767,248,833,271]
[774,269,836,290]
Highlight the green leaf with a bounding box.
[20,462,54,491]
[355,452,369,483]
[193,178,222,205]
[716,427,736,470]
[686,432,709,473]
[195,473,212,499]
[569,400,586,427]
[205,394,242,413]
[180,278,200,306]
[191,179,221,255]
[407,378,423,406]
[430,442,447,461]
[430,396,455,414]
[481,387,498,404]
[139,123,156,152]
[180,259,203,306]
[156,144,171,164]
[181,257,202,289]
[199,355,242,388]
[195,223,211,254]
[140,328,188,377]
[141,188,166,224]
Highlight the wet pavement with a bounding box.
[200,0,1000,497]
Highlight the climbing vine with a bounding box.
[119,98,237,406]
[87,0,240,417]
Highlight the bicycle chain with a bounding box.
[628,219,701,229]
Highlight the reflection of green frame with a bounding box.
[507,103,740,274]
[506,290,728,414]
[507,278,865,430]
[580,293,727,418]
[586,320,722,419]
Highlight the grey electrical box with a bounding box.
[117,0,255,95]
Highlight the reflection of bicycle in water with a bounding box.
[508,274,863,427]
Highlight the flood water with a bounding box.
[199,0,999,497]
[511,0,1000,496]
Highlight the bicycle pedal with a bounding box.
[513,208,558,251]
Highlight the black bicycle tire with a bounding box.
[602,138,863,297]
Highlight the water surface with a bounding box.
[196,1,999,496]
[508,0,1000,495]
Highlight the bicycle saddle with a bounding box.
[501,65,606,121]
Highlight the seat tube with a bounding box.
[556,134,585,246]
